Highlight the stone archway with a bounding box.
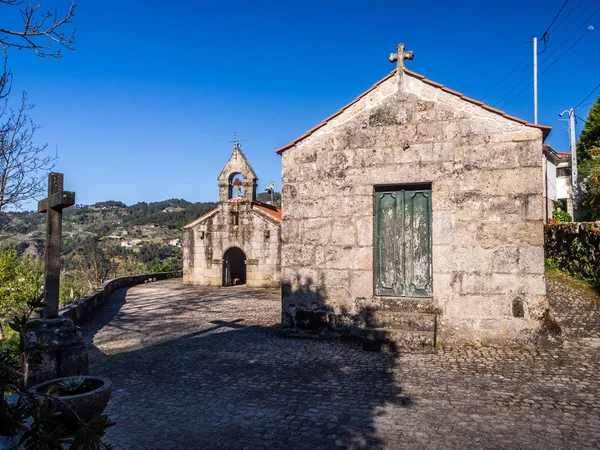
[223,247,246,286]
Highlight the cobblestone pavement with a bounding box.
[83,274,600,450]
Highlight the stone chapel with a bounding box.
[276,44,554,350]
[182,143,282,288]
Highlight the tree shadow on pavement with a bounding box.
[87,318,411,449]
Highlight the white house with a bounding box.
[543,144,573,221]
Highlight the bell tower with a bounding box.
[217,141,258,204]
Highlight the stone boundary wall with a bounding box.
[60,271,182,325]
[544,223,600,288]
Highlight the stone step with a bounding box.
[357,296,441,315]
[361,310,436,331]
[363,327,436,353]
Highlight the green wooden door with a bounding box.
[375,187,432,297]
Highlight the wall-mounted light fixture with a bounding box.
[264,230,270,239]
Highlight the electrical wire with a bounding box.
[540,15,600,76]
[481,55,528,102]
[538,0,571,53]
[545,0,587,41]
[539,3,600,66]
[575,82,600,109]
[498,14,600,109]
[486,0,582,105]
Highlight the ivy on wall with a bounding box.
[544,223,600,288]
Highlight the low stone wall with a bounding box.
[544,223,600,287]
[60,271,182,325]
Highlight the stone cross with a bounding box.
[38,173,75,318]
[227,132,244,151]
[389,43,414,71]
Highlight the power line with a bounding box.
[540,15,600,76]
[577,100,598,110]
[538,0,571,53]
[576,115,588,124]
[498,14,600,109]
[492,69,534,108]
[576,81,600,109]
[487,0,583,105]
[539,3,600,66]
[481,55,528,102]
[550,0,587,34]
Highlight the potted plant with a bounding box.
[29,375,112,429]
[1,294,114,449]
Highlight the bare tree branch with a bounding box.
[0,1,76,97]
[0,92,57,214]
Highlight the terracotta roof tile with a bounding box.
[422,78,445,89]
[441,86,463,96]
[253,202,282,221]
[557,152,571,159]
[276,68,552,154]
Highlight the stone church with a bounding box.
[183,143,282,288]
[276,44,553,349]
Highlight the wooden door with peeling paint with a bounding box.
[375,186,432,297]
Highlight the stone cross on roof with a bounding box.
[227,132,244,151]
[37,172,75,318]
[389,43,414,81]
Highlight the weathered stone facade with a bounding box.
[277,64,552,346]
[183,144,282,288]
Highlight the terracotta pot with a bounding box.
[30,376,112,429]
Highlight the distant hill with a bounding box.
[0,198,218,263]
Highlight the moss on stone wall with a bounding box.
[544,223,600,288]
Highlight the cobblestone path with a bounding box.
[83,274,600,450]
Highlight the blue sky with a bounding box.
[5,0,599,208]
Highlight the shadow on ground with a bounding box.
[82,284,411,450]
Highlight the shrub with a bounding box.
[0,245,43,338]
[544,223,600,289]
[552,209,572,223]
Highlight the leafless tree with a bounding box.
[0,92,57,213]
[74,240,118,290]
[0,1,76,97]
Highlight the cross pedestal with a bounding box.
[24,172,88,387]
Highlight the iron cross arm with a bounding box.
[38,191,75,213]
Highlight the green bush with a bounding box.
[0,245,43,338]
[552,209,572,223]
[151,262,173,273]
[544,223,600,288]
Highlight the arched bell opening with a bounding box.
[229,173,245,199]
[222,247,246,286]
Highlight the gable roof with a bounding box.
[182,201,282,230]
[275,68,552,154]
[182,207,219,229]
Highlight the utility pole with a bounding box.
[560,108,578,220]
[533,37,538,124]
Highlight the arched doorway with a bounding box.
[223,247,246,286]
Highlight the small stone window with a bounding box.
[232,212,239,226]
